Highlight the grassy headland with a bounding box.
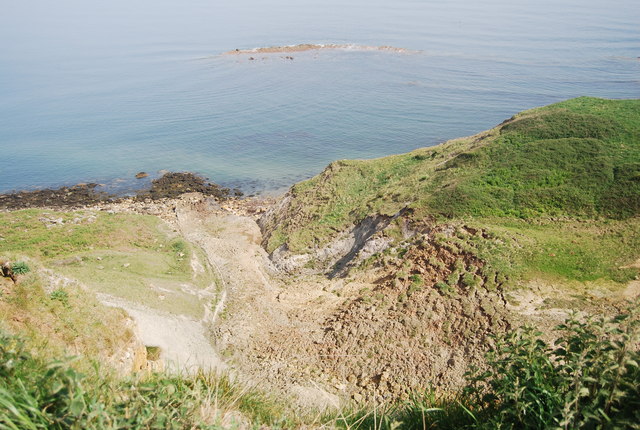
[261,97,640,290]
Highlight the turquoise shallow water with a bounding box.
[1,0,639,194]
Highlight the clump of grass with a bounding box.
[9,261,30,275]
[50,288,70,306]
[461,272,481,289]
[435,281,454,296]
[408,274,423,295]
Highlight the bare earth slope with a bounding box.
[167,194,590,406]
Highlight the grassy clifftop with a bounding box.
[263,97,640,255]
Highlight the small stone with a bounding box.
[123,263,130,268]
[135,172,149,179]
[352,393,363,403]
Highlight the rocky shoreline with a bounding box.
[0,172,244,211]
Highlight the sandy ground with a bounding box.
[98,292,224,373]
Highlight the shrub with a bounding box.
[338,305,640,430]
[465,304,640,429]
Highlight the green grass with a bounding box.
[0,210,217,318]
[0,270,134,364]
[488,218,640,283]
[0,210,155,258]
[427,98,640,219]
[260,97,640,291]
[438,217,640,287]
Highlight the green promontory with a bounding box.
[263,97,640,254]
[260,97,640,289]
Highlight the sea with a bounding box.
[1,0,638,195]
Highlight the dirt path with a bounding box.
[174,194,342,409]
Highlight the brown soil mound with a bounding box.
[317,229,513,403]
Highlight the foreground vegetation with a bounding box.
[0,261,295,429]
[0,331,292,429]
[1,304,637,429]
[344,304,640,430]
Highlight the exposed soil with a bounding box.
[316,233,515,403]
[167,194,521,407]
[172,193,343,409]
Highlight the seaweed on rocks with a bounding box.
[0,183,114,210]
[136,172,242,201]
[0,172,243,210]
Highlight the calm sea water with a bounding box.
[1,0,638,194]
